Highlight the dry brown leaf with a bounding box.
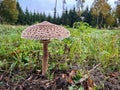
[69,70,76,78]
[109,73,118,77]
[88,86,94,90]
[62,73,74,84]
[87,78,94,86]
[68,77,74,84]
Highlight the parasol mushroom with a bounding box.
[21,21,70,76]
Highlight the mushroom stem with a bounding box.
[41,40,50,76]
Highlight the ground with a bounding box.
[0,25,120,90]
[0,68,120,90]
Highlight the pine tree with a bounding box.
[24,8,35,25]
[36,12,41,23]
[0,0,4,23]
[16,1,25,25]
[47,14,52,23]
[56,16,61,25]
[42,12,47,22]
[68,7,78,27]
[61,8,69,25]
[82,6,93,25]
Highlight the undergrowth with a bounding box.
[0,23,120,76]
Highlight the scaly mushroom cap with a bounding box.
[21,21,70,40]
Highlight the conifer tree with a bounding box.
[16,1,25,25]
[61,8,69,25]
[47,14,52,23]
[82,7,93,25]
[68,7,78,27]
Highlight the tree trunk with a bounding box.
[54,0,57,19]
[96,15,99,29]
[96,11,100,29]
[100,16,104,29]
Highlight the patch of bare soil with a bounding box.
[0,69,120,90]
[90,69,120,90]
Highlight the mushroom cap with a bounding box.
[21,21,70,40]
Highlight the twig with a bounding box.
[88,64,101,73]
[74,64,101,85]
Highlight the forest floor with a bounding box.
[0,68,120,90]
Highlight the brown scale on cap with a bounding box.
[21,21,70,76]
[21,21,70,40]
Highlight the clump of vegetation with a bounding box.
[0,24,120,89]
[73,21,92,30]
[0,24,119,73]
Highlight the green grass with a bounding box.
[0,24,120,74]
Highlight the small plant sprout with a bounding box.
[21,21,70,76]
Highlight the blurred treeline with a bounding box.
[0,0,120,29]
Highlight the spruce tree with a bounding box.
[47,14,52,23]
[16,1,25,25]
[61,8,69,25]
[82,6,92,25]
[68,7,78,27]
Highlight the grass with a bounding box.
[0,24,120,75]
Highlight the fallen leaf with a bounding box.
[87,78,94,90]
[68,77,74,84]
[69,70,76,78]
[109,73,118,77]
